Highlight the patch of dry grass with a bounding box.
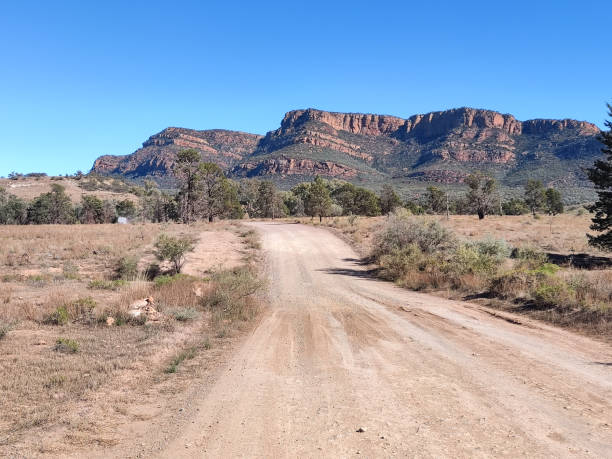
[310,213,612,340]
[0,222,263,455]
[301,213,607,258]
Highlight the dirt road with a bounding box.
[161,222,612,458]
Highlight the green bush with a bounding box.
[114,256,138,280]
[450,244,496,275]
[489,269,530,298]
[88,279,126,290]
[378,245,424,280]
[469,238,511,262]
[44,297,96,325]
[54,338,79,353]
[153,273,192,288]
[511,247,549,269]
[154,234,196,274]
[532,279,571,308]
[530,263,560,277]
[68,297,97,317]
[203,266,262,325]
[45,305,69,325]
[372,210,455,259]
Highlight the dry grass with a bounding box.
[300,213,607,258]
[0,176,137,202]
[307,213,612,340]
[0,221,263,455]
[438,214,607,256]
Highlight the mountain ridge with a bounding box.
[91,107,602,200]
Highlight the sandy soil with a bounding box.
[142,222,612,458]
[182,229,244,277]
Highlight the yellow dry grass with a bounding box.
[0,221,262,455]
[0,176,137,202]
[303,212,607,257]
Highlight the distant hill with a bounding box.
[91,107,603,202]
[0,175,138,202]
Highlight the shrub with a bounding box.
[88,279,126,290]
[54,338,79,353]
[372,210,455,259]
[68,297,97,318]
[169,307,199,322]
[44,297,97,325]
[530,263,560,277]
[144,263,161,280]
[450,244,497,275]
[203,266,262,325]
[0,323,10,340]
[511,247,548,269]
[378,245,424,280]
[448,238,510,277]
[469,237,511,262]
[45,305,69,325]
[153,273,192,288]
[489,270,532,299]
[114,256,138,280]
[154,234,196,274]
[532,279,572,308]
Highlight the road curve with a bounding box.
[162,222,612,458]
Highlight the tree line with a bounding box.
[0,150,566,225]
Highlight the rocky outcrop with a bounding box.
[232,156,358,178]
[521,119,600,135]
[279,109,406,136]
[398,107,523,140]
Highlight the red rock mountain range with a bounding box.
[92,107,601,192]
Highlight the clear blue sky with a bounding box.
[0,0,610,176]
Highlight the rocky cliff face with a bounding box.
[231,156,358,178]
[91,107,601,193]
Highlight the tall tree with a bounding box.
[238,180,261,217]
[587,103,612,250]
[353,187,381,216]
[544,188,563,215]
[305,176,332,222]
[524,179,546,216]
[0,188,27,224]
[256,181,278,218]
[283,191,305,217]
[221,180,245,220]
[465,172,497,220]
[199,162,229,222]
[379,184,401,215]
[425,186,446,214]
[140,180,175,223]
[331,182,357,215]
[27,184,75,224]
[79,195,105,223]
[174,149,202,223]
